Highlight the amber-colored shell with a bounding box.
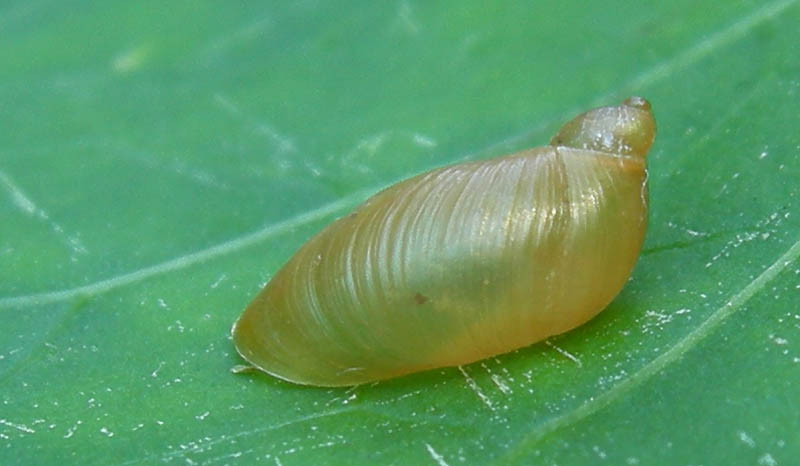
[233,97,656,386]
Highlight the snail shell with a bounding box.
[233,97,656,387]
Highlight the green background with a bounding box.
[2,1,799,464]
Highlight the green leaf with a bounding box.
[2,1,799,464]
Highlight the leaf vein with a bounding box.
[0,188,375,309]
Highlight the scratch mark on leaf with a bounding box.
[705,211,787,268]
[758,453,778,466]
[151,361,164,378]
[481,362,513,394]
[205,449,253,464]
[108,141,231,191]
[0,418,35,434]
[0,169,88,256]
[213,93,296,154]
[738,430,756,448]
[424,442,450,466]
[396,0,420,35]
[545,340,582,367]
[210,273,227,289]
[0,170,37,215]
[489,374,513,395]
[457,366,494,410]
[193,15,273,63]
[120,408,357,465]
[337,130,438,175]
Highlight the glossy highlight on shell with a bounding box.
[232,97,656,386]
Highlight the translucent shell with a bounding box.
[233,97,656,386]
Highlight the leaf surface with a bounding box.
[2,1,799,464]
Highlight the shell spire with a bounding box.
[550,96,656,158]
